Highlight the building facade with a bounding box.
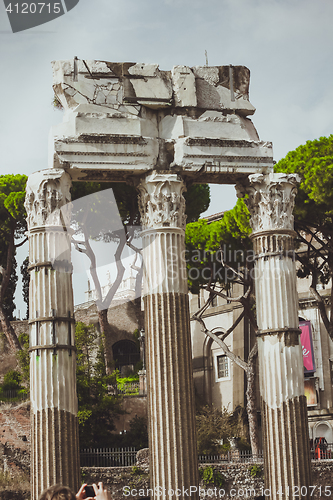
[189,265,333,445]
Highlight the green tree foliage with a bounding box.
[17,332,30,383]
[0,369,27,401]
[275,135,333,227]
[0,174,27,350]
[126,415,148,450]
[185,198,252,293]
[0,175,27,231]
[75,322,123,446]
[2,257,18,321]
[20,257,29,320]
[71,182,210,225]
[187,199,259,455]
[199,466,225,487]
[112,415,149,450]
[2,369,22,391]
[196,405,249,455]
[184,184,210,223]
[275,135,333,337]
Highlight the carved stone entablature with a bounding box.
[137,172,186,230]
[25,169,72,230]
[50,60,274,182]
[236,173,300,234]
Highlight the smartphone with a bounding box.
[84,485,95,498]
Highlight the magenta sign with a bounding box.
[300,321,316,373]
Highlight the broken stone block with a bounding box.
[126,69,173,108]
[159,115,185,140]
[216,65,250,98]
[128,63,159,77]
[128,76,172,106]
[52,60,122,111]
[184,111,259,141]
[192,66,219,86]
[194,66,255,116]
[172,66,197,107]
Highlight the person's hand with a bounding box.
[76,484,95,500]
[93,482,111,500]
[76,484,87,500]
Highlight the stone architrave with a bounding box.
[237,173,312,500]
[50,60,273,184]
[25,169,80,499]
[137,171,198,500]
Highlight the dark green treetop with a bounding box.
[185,198,252,294]
[275,134,333,229]
[275,135,333,338]
[0,174,27,350]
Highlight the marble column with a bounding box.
[237,173,312,500]
[137,171,199,500]
[25,169,80,499]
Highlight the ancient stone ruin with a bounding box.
[25,61,311,500]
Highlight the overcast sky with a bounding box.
[1,0,332,313]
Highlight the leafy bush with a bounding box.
[196,405,234,455]
[2,370,22,391]
[117,375,139,395]
[249,464,262,478]
[111,415,149,449]
[75,322,123,447]
[0,368,28,401]
[196,404,251,455]
[17,332,30,383]
[199,466,225,487]
[131,465,144,476]
[229,405,250,445]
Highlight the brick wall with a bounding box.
[0,401,30,483]
[74,299,143,336]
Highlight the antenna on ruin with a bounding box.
[205,50,208,66]
[73,56,78,82]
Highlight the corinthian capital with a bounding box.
[25,169,72,230]
[137,171,186,230]
[236,172,300,233]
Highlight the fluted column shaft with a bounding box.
[25,169,80,499]
[237,173,311,500]
[138,172,198,500]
